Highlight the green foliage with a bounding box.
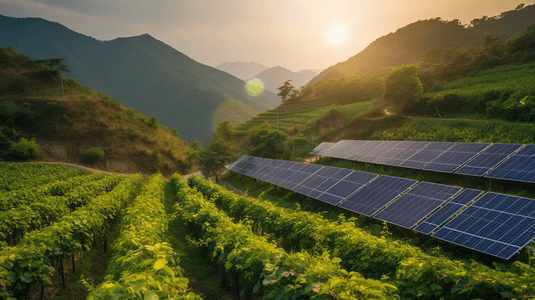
[7,137,40,160]
[199,121,238,181]
[373,117,535,143]
[172,174,399,299]
[34,58,70,75]
[247,128,291,160]
[236,100,375,134]
[88,174,201,300]
[423,62,535,120]
[383,64,423,114]
[184,140,202,172]
[192,175,533,299]
[0,101,34,125]
[0,174,142,299]
[82,147,105,164]
[504,24,535,64]
[315,71,382,105]
[276,80,295,102]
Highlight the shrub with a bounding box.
[82,147,105,164]
[163,161,172,172]
[7,137,40,160]
[152,148,160,160]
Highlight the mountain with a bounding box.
[215,61,269,80]
[246,66,318,94]
[0,47,190,175]
[0,15,280,144]
[310,4,535,85]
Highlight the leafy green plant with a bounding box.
[172,174,398,300]
[7,137,40,160]
[82,147,105,164]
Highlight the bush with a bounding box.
[163,161,172,172]
[82,147,105,164]
[7,137,40,160]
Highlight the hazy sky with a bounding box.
[1,0,533,71]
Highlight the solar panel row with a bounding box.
[312,140,530,183]
[228,155,535,260]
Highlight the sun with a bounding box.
[327,25,347,46]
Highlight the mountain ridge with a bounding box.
[246,66,318,94]
[0,15,280,144]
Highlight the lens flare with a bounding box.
[246,78,264,96]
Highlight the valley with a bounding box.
[1,3,535,300]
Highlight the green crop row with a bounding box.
[0,172,108,211]
[188,175,534,300]
[0,174,124,247]
[172,174,398,300]
[0,163,86,192]
[87,173,201,300]
[373,117,535,144]
[0,174,142,300]
[236,100,375,134]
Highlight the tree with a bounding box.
[247,128,291,160]
[199,120,238,182]
[277,80,296,103]
[34,58,70,75]
[383,64,423,114]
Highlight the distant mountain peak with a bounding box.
[215,61,269,80]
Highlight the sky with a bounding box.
[1,0,533,72]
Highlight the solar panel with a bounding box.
[338,175,417,216]
[374,182,462,229]
[310,142,336,155]
[370,141,429,166]
[325,140,370,160]
[399,142,456,169]
[316,170,378,205]
[414,189,483,234]
[433,192,535,259]
[485,144,535,183]
[455,143,523,176]
[358,141,403,163]
[318,142,344,157]
[422,143,490,173]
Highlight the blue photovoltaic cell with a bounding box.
[358,141,401,163]
[377,141,430,166]
[399,142,456,169]
[338,175,416,216]
[374,182,462,229]
[341,140,371,160]
[310,142,335,155]
[348,141,382,160]
[485,144,535,183]
[316,170,378,205]
[455,143,523,176]
[433,192,535,260]
[323,140,366,159]
[423,143,490,173]
[414,189,483,234]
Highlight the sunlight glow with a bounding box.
[245,78,264,96]
[327,25,347,46]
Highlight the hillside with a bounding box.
[0,15,280,144]
[215,61,269,80]
[309,4,535,86]
[0,47,190,175]
[245,66,318,94]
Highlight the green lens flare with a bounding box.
[246,78,264,96]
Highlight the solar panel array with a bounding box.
[312,140,534,183]
[228,155,535,260]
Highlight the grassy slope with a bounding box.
[236,100,376,134]
[0,48,189,175]
[213,98,259,130]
